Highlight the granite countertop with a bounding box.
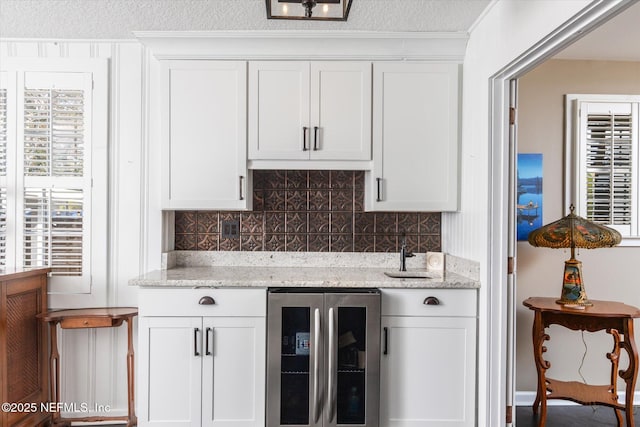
[129,251,480,289]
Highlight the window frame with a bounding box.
[565,93,640,247]
[0,58,108,305]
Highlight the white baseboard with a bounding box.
[516,391,640,406]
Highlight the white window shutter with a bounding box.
[17,72,92,291]
[577,100,639,237]
[0,78,7,268]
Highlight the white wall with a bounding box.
[444,1,593,425]
[0,40,151,417]
[516,59,640,395]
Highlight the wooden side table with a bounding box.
[37,307,138,427]
[523,297,640,427]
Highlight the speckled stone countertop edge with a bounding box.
[130,264,480,289]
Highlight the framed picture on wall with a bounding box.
[517,153,543,241]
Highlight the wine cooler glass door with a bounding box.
[267,293,324,427]
[325,293,380,427]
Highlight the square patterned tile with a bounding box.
[308,234,330,252]
[330,171,354,189]
[285,190,308,211]
[419,213,441,234]
[241,234,264,251]
[197,212,219,234]
[197,234,218,251]
[330,234,353,252]
[286,234,307,251]
[175,211,197,234]
[330,212,353,234]
[286,212,308,234]
[308,170,330,189]
[375,213,397,234]
[264,234,286,251]
[331,190,353,212]
[264,211,286,233]
[308,212,330,233]
[286,170,308,189]
[353,234,375,252]
[375,235,398,252]
[240,212,264,234]
[354,213,375,234]
[308,190,330,211]
[397,213,419,235]
[175,234,197,251]
[264,190,286,211]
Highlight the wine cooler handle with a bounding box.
[327,307,337,422]
[313,308,322,423]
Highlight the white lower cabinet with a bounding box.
[379,289,476,427]
[138,288,266,427]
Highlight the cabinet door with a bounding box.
[368,63,460,211]
[379,316,476,427]
[309,62,371,160]
[248,61,310,160]
[139,317,203,427]
[161,60,249,210]
[202,316,266,427]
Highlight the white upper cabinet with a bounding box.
[367,62,460,211]
[248,61,371,163]
[161,60,250,210]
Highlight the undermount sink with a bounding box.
[384,271,435,279]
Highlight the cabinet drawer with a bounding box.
[381,288,476,317]
[60,317,117,329]
[139,288,266,317]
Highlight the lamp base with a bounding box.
[556,258,593,307]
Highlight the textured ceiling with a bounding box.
[0,0,492,39]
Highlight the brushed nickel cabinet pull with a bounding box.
[383,326,388,355]
[199,296,216,305]
[303,126,309,151]
[205,327,213,356]
[313,126,319,151]
[423,296,441,306]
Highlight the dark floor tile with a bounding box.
[516,405,639,427]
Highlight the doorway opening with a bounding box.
[487,1,640,426]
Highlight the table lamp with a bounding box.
[527,204,621,307]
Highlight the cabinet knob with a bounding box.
[423,296,440,306]
[199,296,216,305]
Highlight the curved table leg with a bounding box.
[621,319,637,427]
[531,311,549,427]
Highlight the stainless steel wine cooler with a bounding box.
[267,288,381,427]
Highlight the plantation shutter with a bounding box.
[578,101,639,237]
[18,72,93,290]
[0,77,6,268]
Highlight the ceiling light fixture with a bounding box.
[266,0,353,21]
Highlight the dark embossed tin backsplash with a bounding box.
[175,170,441,253]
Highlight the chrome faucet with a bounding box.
[399,237,415,271]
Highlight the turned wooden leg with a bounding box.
[49,322,62,426]
[126,317,137,426]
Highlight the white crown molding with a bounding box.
[133,30,468,61]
